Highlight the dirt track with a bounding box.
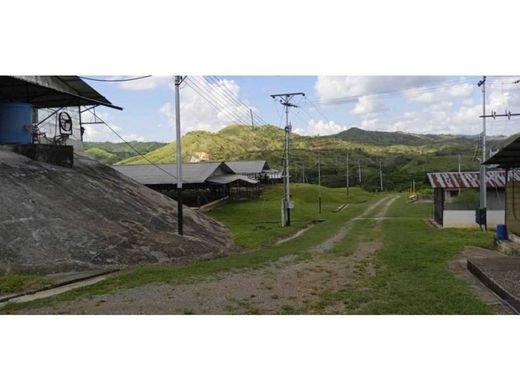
[19,196,399,314]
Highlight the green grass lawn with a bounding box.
[317,197,497,314]
[0,185,381,313]
[208,183,372,248]
[0,274,51,296]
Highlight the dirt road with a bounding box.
[19,196,399,314]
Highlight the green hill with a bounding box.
[84,141,166,165]
[86,124,517,192]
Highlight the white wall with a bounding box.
[443,210,505,228]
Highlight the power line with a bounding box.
[81,75,152,82]
[184,78,251,126]
[186,76,252,126]
[87,110,178,181]
[304,95,331,123]
[191,76,253,125]
[207,76,270,126]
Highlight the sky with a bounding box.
[81,76,520,143]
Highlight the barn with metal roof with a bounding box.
[113,161,261,206]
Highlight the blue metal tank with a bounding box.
[0,102,33,144]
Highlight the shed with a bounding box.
[427,171,519,228]
[113,162,262,206]
[225,160,270,179]
[484,135,520,237]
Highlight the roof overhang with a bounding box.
[484,135,520,168]
[0,76,122,110]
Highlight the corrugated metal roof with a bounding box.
[113,162,233,185]
[225,160,269,174]
[427,171,520,189]
[206,175,259,185]
[0,76,121,110]
[484,134,520,168]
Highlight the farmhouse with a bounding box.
[427,171,520,228]
[485,136,520,238]
[113,161,261,206]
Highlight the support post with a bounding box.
[175,76,184,235]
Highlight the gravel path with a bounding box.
[20,196,398,314]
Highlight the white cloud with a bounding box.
[315,76,447,103]
[159,76,256,135]
[81,111,145,142]
[351,95,387,115]
[117,76,171,91]
[293,119,347,136]
[315,76,520,136]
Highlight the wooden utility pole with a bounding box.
[358,159,362,183]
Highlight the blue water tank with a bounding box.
[496,224,508,241]
[0,102,33,144]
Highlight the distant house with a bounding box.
[485,136,520,237]
[427,171,520,228]
[113,161,260,206]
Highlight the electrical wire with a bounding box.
[184,78,251,126]
[87,110,178,181]
[189,76,252,125]
[81,75,153,82]
[304,95,332,123]
[207,76,270,126]
[186,77,252,126]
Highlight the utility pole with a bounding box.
[477,76,487,230]
[358,159,362,184]
[379,159,383,192]
[318,151,322,214]
[250,108,255,131]
[458,154,461,173]
[271,92,305,226]
[175,76,187,235]
[346,153,350,197]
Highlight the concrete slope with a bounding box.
[0,150,234,274]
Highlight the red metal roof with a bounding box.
[427,171,520,189]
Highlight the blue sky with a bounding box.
[82,76,520,143]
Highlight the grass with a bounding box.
[0,187,383,314]
[0,274,51,296]
[316,196,496,314]
[208,183,372,248]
